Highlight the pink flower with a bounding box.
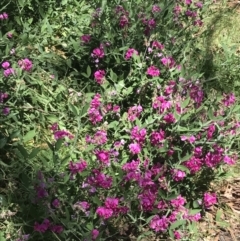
[2,61,10,69]
[7,32,12,38]
[149,215,169,232]
[161,57,175,68]
[54,130,74,140]
[152,5,161,13]
[34,219,50,233]
[125,48,138,60]
[119,15,129,28]
[185,0,192,4]
[69,160,87,174]
[174,231,181,240]
[128,105,142,121]
[222,93,235,107]
[172,169,186,181]
[18,58,33,72]
[105,197,119,209]
[170,195,186,209]
[94,70,105,84]
[92,229,99,240]
[152,41,164,50]
[3,68,14,77]
[95,150,110,165]
[152,96,171,113]
[131,126,147,144]
[129,143,141,154]
[52,199,60,208]
[50,122,58,131]
[181,135,196,143]
[223,155,235,165]
[92,130,108,145]
[203,192,217,208]
[163,113,176,123]
[195,1,203,8]
[147,66,160,77]
[81,34,91,43]
[122,159,140,171]
[150,129,165,146]
[50,225,64,233]
[0,13,8,20]
[2,107,10,115]
[92,47,105,59]
[73,201,90,212]
[96,206,113,219]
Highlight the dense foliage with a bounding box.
[0,0,239,240]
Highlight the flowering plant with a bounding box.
[0,0,239,241]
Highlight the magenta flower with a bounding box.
[81,34,91,44]
[222,93,235,107]
[54,130,74,140]
[50,122,58,132]
[146,66,160,77]
[128,105,142,121]
[93,130,108,145]
[94,70,105,84]
[18,58,33,72]
[152,5,161,13]
[203,192,217,208]
[152,41,164,50]
[185,0,192,4]
[34,219,50,233]
[52,199,60,208]
[96,206,113,219]
[150,130,165,145]
[174,231,181,240]
[3,68,14,77]
[2,107,10,115]
[125,48,138,60]
[92,229,99,240]
[195,1,203,8]
[69,160,87,175]
[50,225,64,233]
[163,113,176,123]
[7,32,12,38]
[149,215,169,232]
[92,47,105,59]
[95,150,110,165]
[119,15,129,28]
[105,197,119,210]
[2,61,10,69]
[223,155,235,165]
[161,57,175,68]
[129,142,141,154]
[170,195,186,208]
[172,169,186,181]
[0,13,8,20]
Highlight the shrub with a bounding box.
[0,0,239,241]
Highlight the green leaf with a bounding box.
[180,152,192,163]
[169,219,186,230]
[87,65,91,77]
[55,139,64,151]
[17,145,29,158]
[29,148,41,159]
[69,103,79,116]
[232,105,240,113]
[0,138,7,149]
[92,196,101,206]
[23,130,35,143]
[188,209,201,215]
[181,97,190,109]
[0,231,6,241]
